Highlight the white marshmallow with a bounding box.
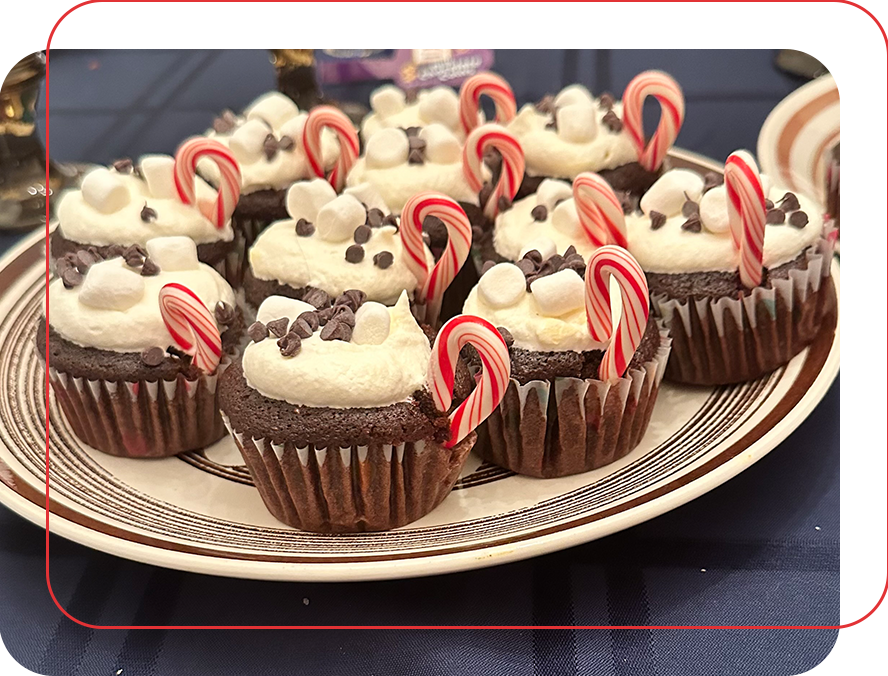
[145,236,200,272]
[80,168,130,214]
[352,302,392,345]
[78,259,145,311]
[370,85,407,118]
[315,194,367,243]
[244,92,300,130]
[551,199,581,237]
[554,84,595,109]
[256,295,316,324]
[343,183,390,214]
[286,179,337,222]
[418,87,460,130]
[478,263,526,309]
[519,237,558,261]
[229,118,272,164]
[530,269,585,317]
[556,104,598,144]
[761,173,772,199]
[699,185,730,234]
[640,169,705,217]
[365,128,410,169]
[536,179,573,212]
[139,155,176,199]
[419,123,461,164]
[277,113,307,145]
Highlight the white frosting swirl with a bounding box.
[242,292,431,408]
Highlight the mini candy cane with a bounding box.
[302,105,360,192]
[158,283,222,374]
[428,315,511,448]
[173,138,242,229]
[724,150,766,288]
[463,124,525,220]
[459,72,517,136]
[621,71,685,172]
[585,246,650,382]
[573,172,628,248]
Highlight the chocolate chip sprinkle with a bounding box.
[650,211,667,230]
[703,172,724,193]
[778,192,800,212]
[353,224,372,244]
[373,251,394,269]
[214,301,236,325]
[789,211,809,228]
[212,109,238,133]
[140,204,157,222]
[296,310,320,332]
[408,148,425,165]
[408,136,427,151]
[602,110,623,132]
[515,258,536,276]
[681,214,702,232]
[291,318,314,339]
[598,92,615,110]
[112,158,133,173]
[277,332,302,357]
[366,208,385,227]
[330,305,356,327]
[295,218,315,237]
[248,322,268,343]
[266,317,289,338]
[765,208,785,225]
[531,205,548,221]
[478,183,494,209]
[125,254,143,268]
[497,196,512,213]
[404,126,421,137]
[302,288,331,309]
[334,290,366,312]
[481,260,497,275]
[535,95,556,114]
[61,268,83,288]
[681,199,700,217]
[140,346,166,367]
[278,135,295,151]
[764,198,774,210]
[383,213,400,228]
[345,244,365,263]
[263,134,279,160]
[523,249,543,265]
[496,326,515,348]
[140,258,160,276]
[320,320,352,342]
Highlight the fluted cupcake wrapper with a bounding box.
[46,361,230,458]
[477,328,672,479]
[652,237,837,386]
[215,213,272,287]
[223,413,477,533]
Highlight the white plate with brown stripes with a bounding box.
[0,150,840,582]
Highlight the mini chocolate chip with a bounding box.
[471,225,485,243]
[516,258,536,276]
[535,95,556,114]
[55,257,72,275]
[681,214,702,232]
[682,200,700,217]
[545,118,557,131]
[703,172,724,192]
[277,332,302,357]
[789,211,809,228]
[320,320,352,342]
[531,205,548,221]
[373,251,394,269]
[140,346,166,367]
[566,256,586,273]
[523,249,543,265]
[778,192,800,212]
[291,318,314,339]
[546,254,565,270]
[766,208,785,225]
[602,110,623,132]
[404,126,421,137]
[214,301,236,325]
[479,183,493,208]
[295,218,315,237]
[106,244,126,259]
[263,134,279,160]
[330,305,356,327]
[563,245,577,258]
[764,199,774,210]
[278,135,295,151]
[345,244,365,263]
[525,274,539,291]
[650,211,667,230]
[317,307,335,325]
[598,92,615,110]
[266,317,289,338]
[408,148,425,165]
[113,158,133,173]
[383,213,399,230]
[61,268,83,288]
[212,109,238,133]
[614,191,636,215]
[140,204,158,222]
[366,208,385,227]
[497,196,512,212]
[297,310,320,332]
[303,288,331,309]
[335,289,366,311]
[73,250,96,273]
[125,255,143,268]
[353,224,372,244]
[408,136,427,151]
[481,260,497,275]
[496,326,515,348]
[140,258,160,276]
[124,244,147,259]
[248,322,268,342]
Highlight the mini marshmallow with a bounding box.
[370,85,407,118]
[256,295,316,324]
[139,155,176,199]
[343,183,390,214]
[478,263,526,309]
[554,84,595,109]
[640,169,705,217]
[145,236,200,272]
[286,179,337,222]
[536,179,573,212]
[315,194,367,243]
[352,302,392,345]
[277,113,308,145]
[78,260,145,311]
[530,269,585,317]
[80,168,130,214]
[419,123,461,164]
[229,119,272,164]
[551,200,581,237]
[556,104,599,144]
[519,237,558,261]
[418,87,460,130]
[699,185,730,234]
[760,173,772,199]
[365,128,410,169]
[244,92,300,130]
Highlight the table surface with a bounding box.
[1,50,838,676]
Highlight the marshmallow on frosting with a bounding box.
[361,84,465,142]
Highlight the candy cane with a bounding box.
[158,282,222,374]
[463,124,525,220]
[724,150,766,288]
[459,72,517,136]
[428,315,511,448]
[585,246,650,382]
[573,172,628,248]
[621,71,685,172]
[302,105,359,192]
[173,138,242,230]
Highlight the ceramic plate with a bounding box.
[0,150,840,582]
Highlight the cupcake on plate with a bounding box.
[51,138,241,276]
[625,151,837,385]
[463,245,670,478]
[39,236,243,458]
[218,292,510,532]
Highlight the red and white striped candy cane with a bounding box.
[724,150,766,288]
[459,72,517,136]
[428,315,511,448]
[158,282,222,374]
[585,246,650,381]
[173,138,242,230]
[621,71,685,172]
[573,172,628,248]
[462,124,525,220]
[302,105,359,192]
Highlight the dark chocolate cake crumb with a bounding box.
[277,332,302,357]
[366,208,384,227]
[789,211,809,228]
[302,288,331,309]
[297,310,320,332]
[778,192,800,212]
[140,346,166,367]
[320,320,352,342]
[650,211,667,230]
[531,205,548,221]
[599,92,615,110]
[602,110,623,132]
[140,258,160,276]
[113,158,133,173]
[295,218,315,237]
[353,224,372,244]
[766,208,785,225]
[373,251,394,269]
[278,135,295,151]
[681,214,702,232]
[496,326,515,348]
[345,244,365,263]
[266,317,289,338]
[703,172,724,192]
[214,301,236,325]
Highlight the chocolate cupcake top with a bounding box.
[56,159,234,248]
[345,125,484,214]
[625,167,824,273]
[249,179,432,305]
[242,291,431,408]
[204,92,339,193]
[47,236,235,354]
[361,84,465,142]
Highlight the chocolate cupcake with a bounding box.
[39,236,242,458]
[218,292,510,532]
[625,152,837,385]
[463,246,671,478]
